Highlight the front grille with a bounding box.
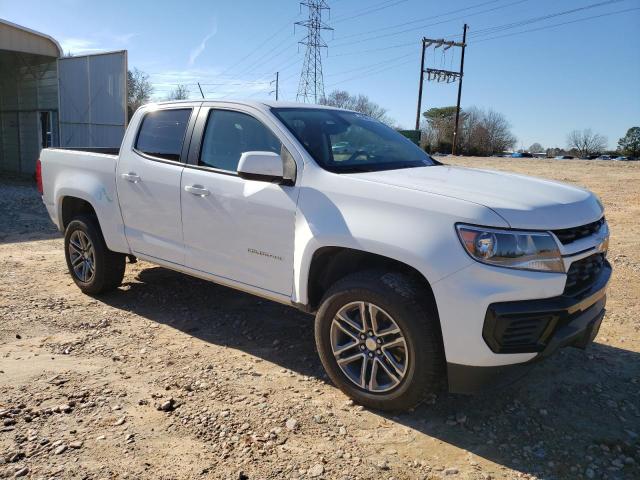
[553,217,605,245]
[564,253,606,297]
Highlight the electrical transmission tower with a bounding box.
[295,0,333,103]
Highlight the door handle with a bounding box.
[184,185,210,197]
[121,172,141,183]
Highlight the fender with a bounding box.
[54,170,130,254]
[291,168,509,306]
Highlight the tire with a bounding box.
[315,270,445,411]
[64,215,125,294]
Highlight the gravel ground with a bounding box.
[0,158,639,480]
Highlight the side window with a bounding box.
[199,110,281,172]
[135,109,191,161]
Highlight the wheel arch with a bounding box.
[305,246,440,319]
[60,196,99,230]
[54,182,130,254]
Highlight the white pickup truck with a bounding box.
[38,100,611,410]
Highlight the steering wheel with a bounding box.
[347,150,370,162]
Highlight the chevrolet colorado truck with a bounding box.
[38,100,611,410]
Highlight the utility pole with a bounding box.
[415,39,426,130]
[414,27,468,152]
[296,1,333,103]
[452,23,468,155]
[270,72,280,101]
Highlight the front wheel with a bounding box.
[315,270,445,411]
[64,215,125,294]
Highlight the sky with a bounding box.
[2,0,639,149]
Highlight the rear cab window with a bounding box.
[135,108,192,161]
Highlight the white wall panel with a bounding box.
[58,51,127,148]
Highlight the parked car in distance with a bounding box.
[612,156,627,161]
[555,155,575,160]
[38,100,612,411]
[597,155,612,160]
[511,152,533,158]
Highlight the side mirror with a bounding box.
[237,151,285,183]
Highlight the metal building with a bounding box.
[0,19,127,176]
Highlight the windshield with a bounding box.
[271,107,435,173]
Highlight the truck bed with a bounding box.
[40,147,129,254]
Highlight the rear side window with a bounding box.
[199,110,281,172]
[135,109,191,161]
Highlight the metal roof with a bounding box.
[0,18,62,57]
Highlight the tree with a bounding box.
[422,106,459,153]
[567,129,607,158]
[166,84,189,101]
[484,110,517,154]
[529,142,544,153]
[127,68,153,119]
[420,106,515,155]
[320,90,394,126]
[617,127,640,157]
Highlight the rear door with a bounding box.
[116,104,199,265]
[57,51,127,148]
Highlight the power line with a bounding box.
[155,0,637,103]
[330,0,504,43]
[325,0,636,78]
[332,0,409,24]
[325,51,416,78]
[330,40,416,57]
[329,0,529,48]
[467,0,628,38]
[473,5,640,43]
[214,13,300,78]
[222,35,297,82]
[324,56,416,90]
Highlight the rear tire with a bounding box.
[315,270,445,411]
[64,215,125,294]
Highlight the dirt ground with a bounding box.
[1,158,638,480]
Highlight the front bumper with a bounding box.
[447,260,611,393]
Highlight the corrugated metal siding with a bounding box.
[0,51,58,174]
[58,51,127,148]
[0,113,20,173]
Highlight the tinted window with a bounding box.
[200,110,281,171]
[135,109,191,161]
[272,108,434,173]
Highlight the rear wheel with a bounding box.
[315,270,445,411]
[64,215,125,294]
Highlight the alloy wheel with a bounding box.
[330,301,408,393]
[68,230,96,283]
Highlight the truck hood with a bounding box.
[351,165,603,230]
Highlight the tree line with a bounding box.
[419,106,517,156]
[527,128,639,158]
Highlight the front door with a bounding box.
[180,107,298,295]
[116,106,197,265]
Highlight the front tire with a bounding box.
[315,270,445,411]
[64,215,125,294]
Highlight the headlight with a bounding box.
[456,224,564,273]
